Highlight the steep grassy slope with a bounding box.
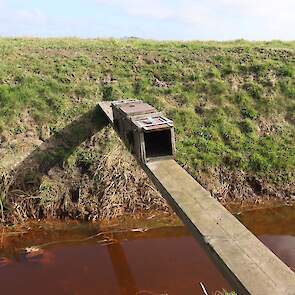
[0,38,294,222]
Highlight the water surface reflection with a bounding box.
[238,205,295,272]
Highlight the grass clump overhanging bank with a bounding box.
[0,38,294,223]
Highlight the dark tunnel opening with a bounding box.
[144,129,173,159]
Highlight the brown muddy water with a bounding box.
[0,216,234,295]
[238,205,295,272]
[0,206,293,295]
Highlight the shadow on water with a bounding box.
[108,243,138,295]
[0,224,233,295]
[9,106,108,194]
[0,223,139,295]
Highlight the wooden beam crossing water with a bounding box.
[99,101,295,295]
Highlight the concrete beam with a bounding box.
[145,159,295,295]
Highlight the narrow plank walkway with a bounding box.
[145,159,295,295]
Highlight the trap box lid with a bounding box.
[112,100,156,117]
[111,100,173,131]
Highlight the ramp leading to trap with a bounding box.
[98,101,295,295]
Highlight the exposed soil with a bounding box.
[197,167,295,207]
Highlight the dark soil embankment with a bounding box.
[0,39,295,224]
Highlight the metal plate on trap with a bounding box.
[134,115,173,131]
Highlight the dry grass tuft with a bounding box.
[94,143,169,220]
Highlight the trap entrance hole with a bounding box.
[144,129,173,159]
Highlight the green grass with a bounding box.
[0,38,294,194]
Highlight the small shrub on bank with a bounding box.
[209,80,227,95]
[239,119,256,134]
[243,82,263,100]
[277,64,294,77]
[279,78,295,98]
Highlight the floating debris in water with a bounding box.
[25,246,41,253]
[24,246,44,258]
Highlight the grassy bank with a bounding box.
[0,38,294,223]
